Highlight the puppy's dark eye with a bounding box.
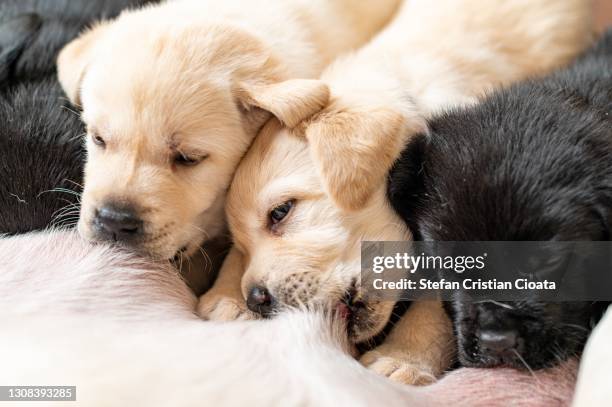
[91,133,106,148]
[269,200,295,227]
[174,152,207,167]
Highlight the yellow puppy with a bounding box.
[57,0,401,259]
[200,0,594,385]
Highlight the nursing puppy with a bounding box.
[57,0,401,260]
[388,30,612,370]
[201,0,593,384]
[0,0,158,234]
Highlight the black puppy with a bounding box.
[388,30,612,370]
[0,79,85,233]
[0,0,158,234]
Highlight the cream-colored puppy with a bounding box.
[57,0,401,259]
[200,0,594,384]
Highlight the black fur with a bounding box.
[0,79,85,233]
[0,0,157,83]
[388,30,612,370]
[0,0,159,234]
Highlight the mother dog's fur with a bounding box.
[0,231,579,406]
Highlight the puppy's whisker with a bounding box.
[60,104,81,118]
[51,202,80,214]
[57,203,81,218]
[62,178,84,190]
[58,197,81,207]
[474,300,515,310]
[52,202,80,212]
[197,247,213,273]
[53,215,80,223]
[512,349,537,379]
[68,131,87,143]
[189,223,211,242]
[51,218,80,230]
[37,187,82,199]
[50,202,83,225]
[51,206,80,219]
[58,96,82,110]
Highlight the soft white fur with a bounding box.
[0,231,581,406]
[0,231,401,405]
[573,307,612,406]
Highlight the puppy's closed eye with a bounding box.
[90,131,106,148]
[173,152,209,167]
[268,199,295,234]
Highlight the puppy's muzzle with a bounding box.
[478,329,520,355]
[246,286,276,318]
[92,203,143,243]
[474,308,525,365]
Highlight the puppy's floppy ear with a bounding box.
[57,21,111,105]
[236,79,329,128]
[0,13,41,82]
[304,107,427,211]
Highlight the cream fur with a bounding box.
[56,0,401,259]
[308,0,594,211]
[202,0,594,385]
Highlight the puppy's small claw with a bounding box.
[360,352,436,386]
[199,295,259,321]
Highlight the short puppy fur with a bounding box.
[388,29,612,370]
[57,0,401,259]
[200,0,594,385]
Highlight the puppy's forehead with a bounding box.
[82,18,238,123]
[82,60,235,156]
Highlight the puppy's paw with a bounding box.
[198,295,258,321]
[360,351,436,386]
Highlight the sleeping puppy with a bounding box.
[0,0,159,234]
[387,30,612,370]
[56,0,401,260]
[200,0,594,384]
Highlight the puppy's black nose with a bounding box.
[246,286,275,317]
[94,205,143,242]
[478,329,518,353]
